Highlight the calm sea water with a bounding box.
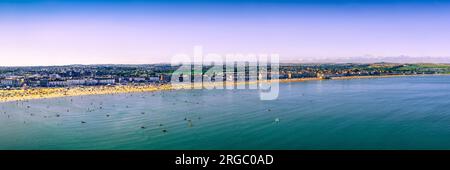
[1,76,450,150]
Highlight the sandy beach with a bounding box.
[0,74,446,103]
[0,84,175,103]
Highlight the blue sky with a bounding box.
[1,0,450,66]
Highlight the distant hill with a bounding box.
[286,56,450,64]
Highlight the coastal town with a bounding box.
[0,62,449,102]
[1,63,449,89]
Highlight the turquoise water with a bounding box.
[1,76,450,150]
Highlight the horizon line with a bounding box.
[1,62,450,67]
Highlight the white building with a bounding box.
[130,77,146,82]
[148,77,159,82]
[98,79,115,85]
[85,79,98,85]
[49,74,61,79]
[0,79,20,87]
[48,81,68,87]
[67,79,86,86]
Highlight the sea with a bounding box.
[0,75,449,149]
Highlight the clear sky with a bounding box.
[1,0,450,66]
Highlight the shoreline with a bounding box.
[0,74,448,103]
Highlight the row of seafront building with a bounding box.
[0,74,171,88]
[0,70,425,88]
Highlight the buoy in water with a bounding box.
[275,118,280,123]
